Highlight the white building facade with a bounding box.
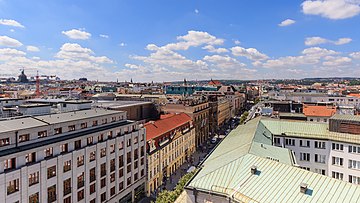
[0,109,146,203]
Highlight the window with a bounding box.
[102,118,108,124]
[87,136,93,145]
[127,164,132,173]
[110,173,115,183]
[314,141,326,149]
[77,172,85,189]
[315,168,326,175]
[119,168,124,178]
[134,136,138,144]
[127,152,131,164]
[47,166,56,179]
[44,147,53,158]
[81,122,87,129]
[285,138,295,146]
[141,133,145,141]
[63,160,71,172]
[141,157,144,166]
[19,134,30,142]
[332,156,344,166]
[90,183,96,194]
[111,116,116,122]
[119,155,124,167]
[77,155,84,167]
[4,158,16,171]
[107,131,113,139]
[110,144,115,153]
[101,178,106,188]
[38,130,47,138]
[110,159,115,172]
[127,177,131,186]
[141,169,144,177]
[64,196,71,203]
[54,127,62,135]
[349,160,360,170]
[134,148,139,160]
[90,151,96,162]
[74,140,81,149]
[300,167,310,171]
[127,139,131,147]
[119,141,124,150]
[314,154,326,163]
[7,179,19,195]
[101,192,106,202]
[60,143,68,153]
[332,171,343,180]
[29,171,39,186]
[90,168,96,183]
[332,143,344,151]
[134,161,138,169]
[110,186,116,196]
[274,137,281,145]
[119,181,124,191]
[93,120,98,126]
[141,146,145,157]
[68,125,75,131]
[25,152,36,164]
[63,178,71,196]
[349,145,360,153]
[134,173,138,181]
[47,185,57,202]
[90,199,96,203]
[100,148,106,157]
[300,140,310,147]
[101,163,107,177]
[29,192,39,203]
[98,134,104,142]
[349,175,360,184]
[77,189,84,201]
[300,153,310,161]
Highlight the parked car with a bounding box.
[211,137,217,144]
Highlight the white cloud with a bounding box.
[0,35,23,47]
[231,46,268,61]
[0,19,24,28]
[278,19,296,26]
[26,45,40,52]
[203,55,246,68]
[302,0,360,20]
[163,30,224,51]
[62,29,91,40]
[195,9,199,14]
[323,56,352,66]
[99,34,109,38]
[119,42,126,47]
[56,43,113,63]
[334,37,352,45]
[10,29,15,32]
[305,36,352,46]
[350,52,360,59]
[202,45,228,53]
[234,40,241,45]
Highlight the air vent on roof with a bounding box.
[251,165,257,175]
[300,183,308,194]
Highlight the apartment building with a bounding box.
[303,104,336,123]
[0,108,146,203]
[162,99,209,147]
[144,113,195,196]
[264,114,360,184]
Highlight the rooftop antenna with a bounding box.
[36,70,40,98]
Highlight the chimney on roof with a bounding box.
[251,165,257,175]
[300,183,308,194]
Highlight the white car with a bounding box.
[211,137,217,144]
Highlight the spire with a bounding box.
[131,78,133,83]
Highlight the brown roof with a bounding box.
[303,105,336,117]
[144,113,191,141]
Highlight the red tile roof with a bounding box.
[144,113,191,141]
[303,105,336,117]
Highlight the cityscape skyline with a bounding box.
[1,0,360,82]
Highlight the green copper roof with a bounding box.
[261,119,360,145]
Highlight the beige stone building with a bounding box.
[144,113,195,196]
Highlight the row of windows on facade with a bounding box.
[281,139,360,152]
[298,153,360,169]
[0,118,136,148]
[300,167,360,185]
[6,157,146,201]
[149,136,192,161]
[3,134,145,171]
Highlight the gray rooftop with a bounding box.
[92,100,152,109]
[330,114,360,122]
[0,117,48,134]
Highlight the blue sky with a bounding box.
[1,0,360,81]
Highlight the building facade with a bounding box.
[0,109,146,203]
[144,113,195,196]
[162,100,209,147]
